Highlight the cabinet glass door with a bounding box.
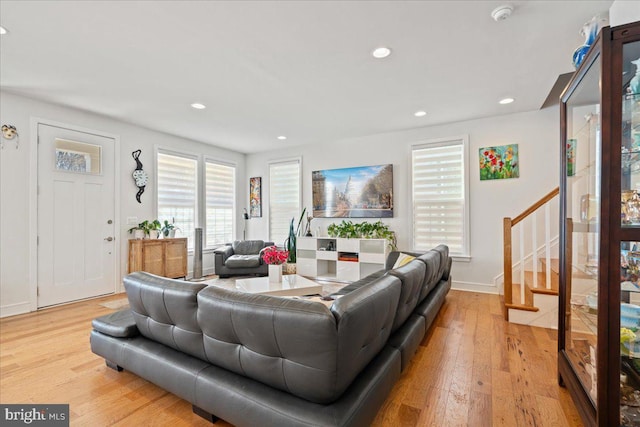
[564,52,602,406]
[620,39,640,427]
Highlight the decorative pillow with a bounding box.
[393,253,416,269]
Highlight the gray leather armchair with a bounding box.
[213,240,274,278]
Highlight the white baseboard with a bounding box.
[452,280,498,294]
[0,301,31,318]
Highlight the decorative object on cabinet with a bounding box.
[567,139,577,176]
[131,149,148,203]
[629,58,640,97]
[128,237,187,279]
[128,219,161,239]
[161,219,178,238]
[312,164,393,218]
[478,144,519,180]
[559,21,640,427]
[1,124,19,149]
[249,176,262,217]
[572,15,608,69]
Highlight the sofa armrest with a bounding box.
[92,309,139,338]
[214,245,234,265]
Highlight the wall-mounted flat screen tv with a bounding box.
[312,164,393,218]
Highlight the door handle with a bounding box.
[104,237,114,242]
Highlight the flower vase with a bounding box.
[269,264,282,283]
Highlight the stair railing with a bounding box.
[503,187,559,315]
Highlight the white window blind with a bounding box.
[157,151,197,249]
[412,137,469,257]
[269,159,301,246]
[205,161,235,248]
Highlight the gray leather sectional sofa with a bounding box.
[90,244,452,426]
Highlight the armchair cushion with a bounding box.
[232,240,265,255]
[225,255,261,268]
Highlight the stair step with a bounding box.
[510,282,534,307]
[505,303,540,312]
[540,258,559,274]
[524,271,559,295]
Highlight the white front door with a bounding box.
[37,123,116,307]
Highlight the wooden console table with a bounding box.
[128,238,188,279]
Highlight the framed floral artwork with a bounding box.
[479,144,519,181]
[249,177,262,217]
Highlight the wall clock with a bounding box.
[132,149,148,203]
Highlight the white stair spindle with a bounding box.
[519,222,525,304]
[545,203,551,289]
[532,210,538,289]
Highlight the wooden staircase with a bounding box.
[502,188,561,328]
[503,258,559,322]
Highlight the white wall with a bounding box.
[0,91,246,317]
[245,107,560,292]
[610,1,640,26]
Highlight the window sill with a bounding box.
[452,255,471,263]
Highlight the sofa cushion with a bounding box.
[196,275,401,404]
[232,240,265,255]
[225,254,261,268]
[197,286,342,403]
[124,272,208,360]
[416,250,441,301]
[432,244,449,280]
[386,259,426,333]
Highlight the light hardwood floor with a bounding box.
[0,290,583,426]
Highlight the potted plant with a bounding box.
[128,223,146,240]
[284,208,307,274]
[148,219,162,239]
[327,220,397,251]
[161,220,178,238]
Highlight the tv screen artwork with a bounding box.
[312,164,393,218]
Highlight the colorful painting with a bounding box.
[479,144,519,181]
[567,139,576,176]
[249,177,262,217]
[312,164,393,218]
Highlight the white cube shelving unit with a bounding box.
[296,237,388,282]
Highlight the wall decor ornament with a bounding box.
[479,144,519,180]
[1,124,19,149]
[249,176,262,217]
[131,149,148,203]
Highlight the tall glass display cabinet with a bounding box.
[559,21,640,427]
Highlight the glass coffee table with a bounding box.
[234,274,322,297]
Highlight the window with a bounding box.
[205,160,235,248]
[157,151,197,249]
[269,159,301,246]
[411,136,469,258]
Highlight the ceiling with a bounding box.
[0,1,614,153]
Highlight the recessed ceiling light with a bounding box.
[190,103,206,109]
[414,111,427,117]
[277,136,287,140]
[499,98,515,105]
[372,47,391,59]
[0,26,7,35]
